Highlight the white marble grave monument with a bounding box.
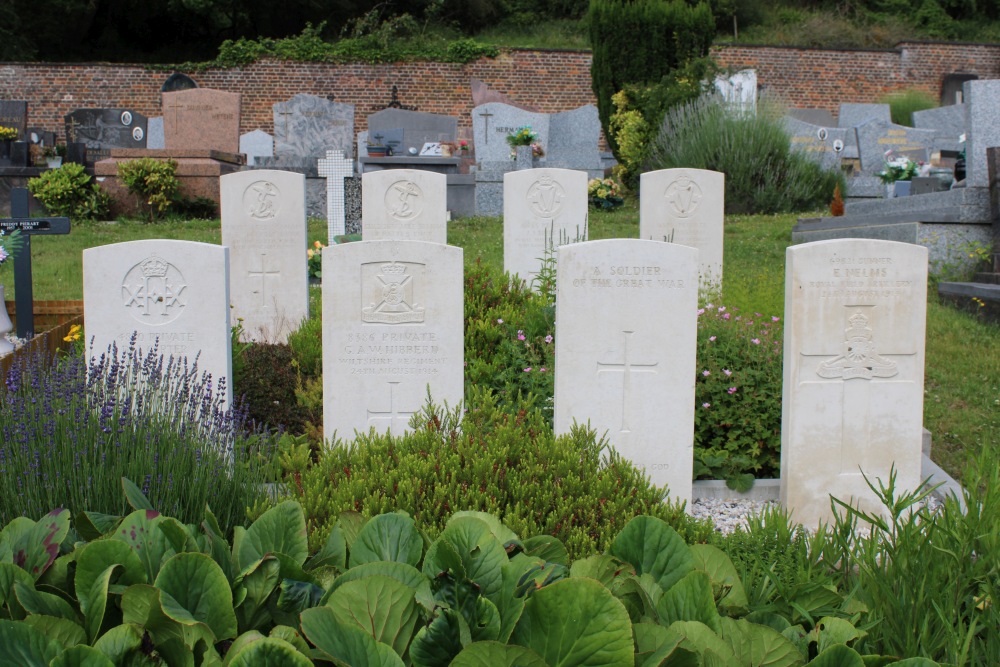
[503,168,587,285]
[83,240,232,406]
[640,168,724,289]
[361,170,447,243]
[322,240,463,442]
[221,169,308,343]
[554,239,699,504]
[781,238,927,527]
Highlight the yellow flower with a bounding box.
[313,240,323,249]
[307,249,315,259]
[63,324,82,342]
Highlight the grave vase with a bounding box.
[894,180,911,197]
[0,284,14,356]
[514,144,534,171]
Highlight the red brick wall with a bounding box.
[2,42,999,143]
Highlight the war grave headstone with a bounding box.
[240,129,274,167]
[504,168,588,284]
[639,169,724,288]
[781,238,926,527]
[554,239,699,504]
[322,240,463,441]
[221,170,308,344]
[783,117,849,171]
[162,88,241,154]
[963,79,1000,188]
[64,108,147,166]
[318,150,355,240]
[83,240,233,407]
[362,170,447,244]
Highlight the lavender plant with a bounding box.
[0,334,274,532]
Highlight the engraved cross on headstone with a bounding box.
[247,253,281,307]
[367,381,415,434]
[799,305,915,474]
[478,111,494,144]
[1,188,71,338]
[597,330,658,433]
[276,109,294,142]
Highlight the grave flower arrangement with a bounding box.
[0,126,17,141]
[507,125,545,158]
[588,177,624,210]
[307,239,324,280]
[0,228,23,273]
[877,152,921,184]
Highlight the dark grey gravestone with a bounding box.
[363,128,404,156]
[26,129,55,147]
[273,94,354,161]
[65,108,147,164]
[367,108,456,156]
[912,104,966,139]
[10,142,29,167]
[788,108,836,127]
[161,73,198,93]
[784,116,849,170]
[0,101,27,139]
[856,119,939,174]
[838,103,891,129]
[942,73,978,106]
[547,105,602,177]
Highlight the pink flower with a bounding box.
[517,330,525,341]
[702,403,711,408]
[722,313,730,320]
[702,370,710,377]
[728,387,738,394]
[544,334,553,344]
[751,338,760,345]
[718,306,726,312]
[709,336,716,342]
[723,369,732,376]
[772,316,780,322]
[523,367,532,372]
[0,246,7,263]
[497,318,503,324]
[540,367,547,372]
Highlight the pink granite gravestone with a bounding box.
[162,88,241,154]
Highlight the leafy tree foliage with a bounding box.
[589,0,715,157]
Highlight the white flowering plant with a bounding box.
[0,228,23,274]
[877,153,921,184]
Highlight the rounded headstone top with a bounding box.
[161,73,198,93]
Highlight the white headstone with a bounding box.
[361,170,447,243]
[781,239,927,527]
[221,170,308,343]
[318,150,354,240]
[503,168,588,284]
[83,240,232,406]
[554,239,699,504]
[322,240,463,442]
[639,168,724,289]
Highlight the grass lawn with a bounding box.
[6,204,998,483]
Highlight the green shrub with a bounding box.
[589,0,715,156]
[880,87,938,126]
[234,341,314,433]
[694,304,783,487]
[116,157,180,221]
[286,389,715,559]
[288,314,323,378]
[26,162,110,221]
[647,95,844,215]
[464,260,555,421]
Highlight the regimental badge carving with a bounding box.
[362,261,425,324]
[385,181,423,220]
[817,311,898,380]
[244,181,279,220]
[664,176,702,217]
[526,175,565,218]
[121,256,187,325]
